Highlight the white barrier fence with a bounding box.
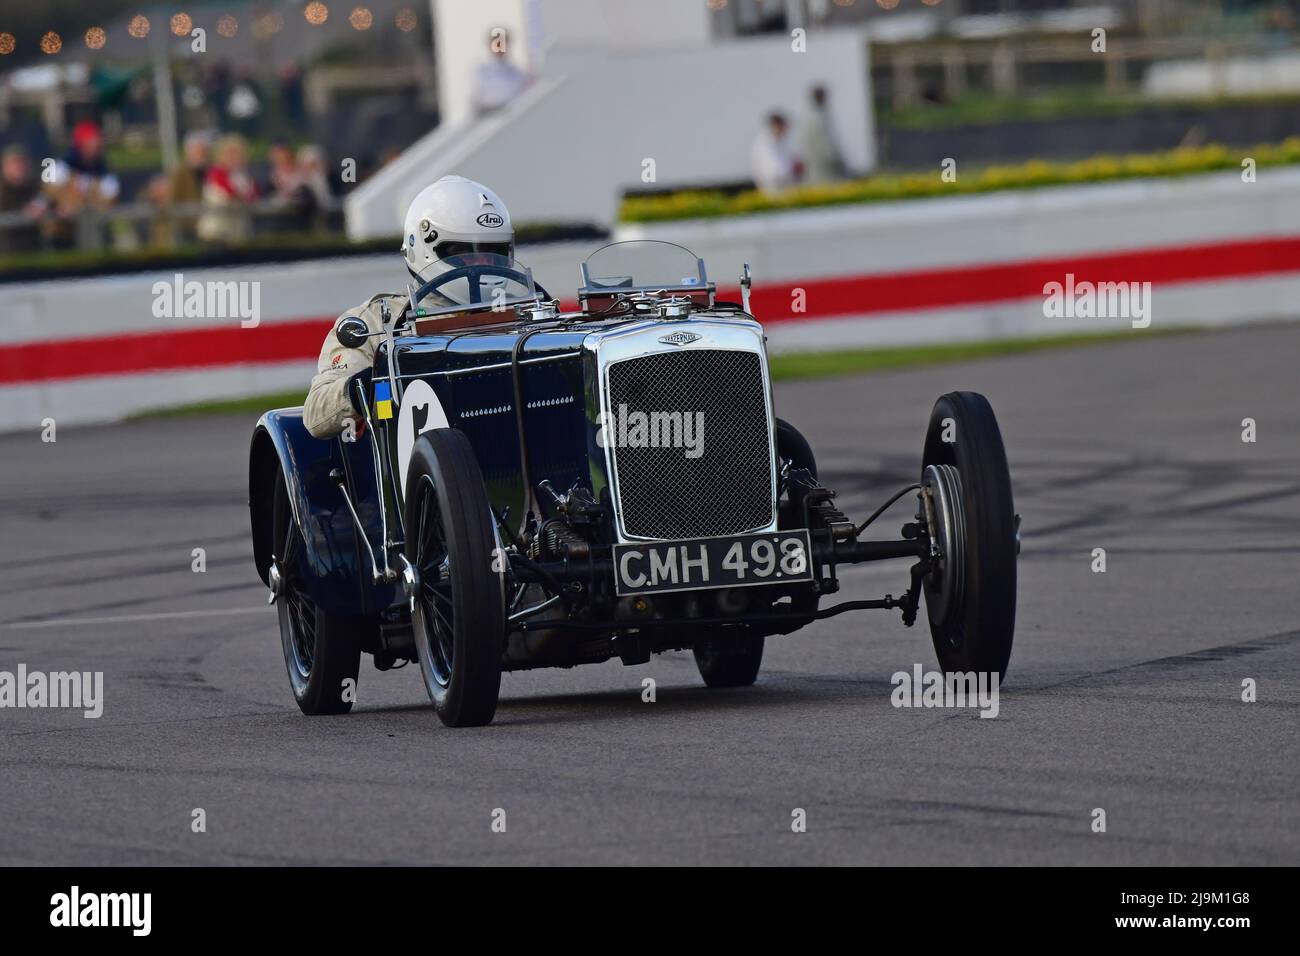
[3,167,1300,432]
[618,166,1300,352]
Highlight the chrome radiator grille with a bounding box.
[604,348,774,540]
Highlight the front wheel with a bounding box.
[920,392,1017,680]
[404,429,505,727]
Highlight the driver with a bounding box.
[303,175,515,439]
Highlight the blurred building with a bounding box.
[347,0,876,235]
[3,0,1300,246]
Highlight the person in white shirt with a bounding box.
[472,28,530,116]
[798,85,847,185]
[751,112,802,197]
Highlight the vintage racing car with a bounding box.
[248,240,1019,726]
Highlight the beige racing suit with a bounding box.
[303,292,407,439]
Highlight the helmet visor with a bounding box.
[432,239,514,260]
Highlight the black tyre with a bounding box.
[272,475,361,715]
[776,416,820,624]
[777,417,817,479]
[404,429,505,727]
[694,632,765,688]
[777,416,817,530]
[921,392,1017,679]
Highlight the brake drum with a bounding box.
[922,463,966,626]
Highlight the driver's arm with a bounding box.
[303,294,400,439]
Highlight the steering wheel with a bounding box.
[412,264,550,310]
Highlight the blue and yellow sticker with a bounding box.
[374,380,393,420]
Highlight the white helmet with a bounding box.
[401,175,514,285]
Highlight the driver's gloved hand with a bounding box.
[346,367,374,418]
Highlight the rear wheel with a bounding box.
[920,392,1017,679]
[776,416,820,623]
[404,429,505,727]
[777,417,817,479]
[694,632,765,688]
[692,419,816,689]
[272,476,361,715]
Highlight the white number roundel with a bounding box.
[395,378,449,495]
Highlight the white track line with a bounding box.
[4,606,269,630]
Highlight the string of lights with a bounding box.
[0,2,952,55]
[0,4,426,56]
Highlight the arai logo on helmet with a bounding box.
[658,331,701,347]
[476,212,504,228]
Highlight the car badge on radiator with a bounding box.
[658,331,701,347]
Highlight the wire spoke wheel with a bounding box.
[280,522,317,679]
[272,471,360,715]
[413,475,455,687]
[403,429,505,727]
[920,392,1017,681]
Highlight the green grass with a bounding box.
[133,329,1179,420]
[129,390,306,420]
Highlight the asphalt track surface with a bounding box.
[2,324,1298,866]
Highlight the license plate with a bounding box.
[613,530,813,596]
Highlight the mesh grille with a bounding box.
[605,348,774,539]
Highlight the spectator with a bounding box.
[264,143,332,232]
[751,111,801,196]
[263,140,304,231]
[265,142,308,231]
[266,142,299,199]
[798,85,847,185]
[171,131,210,204]
[472,28,530,115]
[44,120,120,249]
[168,130,211,242]
[140,173,176,249]
[197,134,257,244]
[226,69,263,137]
[295,145,333,229]
[0,144,44,253]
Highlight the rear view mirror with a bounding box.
[335,316,369,350]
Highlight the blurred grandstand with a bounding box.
[5,0,1300,430]
[0,1,437,262]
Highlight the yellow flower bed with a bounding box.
[620,138,1300,223]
